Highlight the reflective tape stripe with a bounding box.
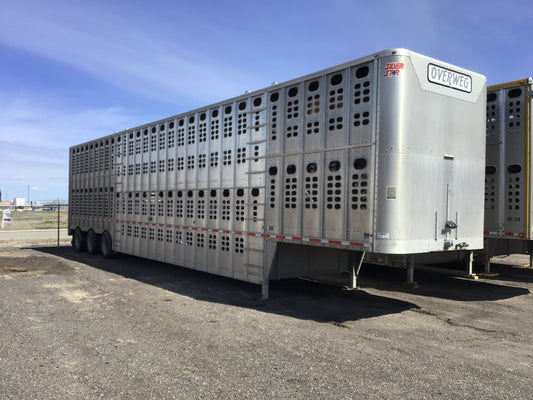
[99,219,371,248]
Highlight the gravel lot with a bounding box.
[0,243,532,399]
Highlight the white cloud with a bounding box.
[0,1,251,104]
[0,94,135,146]
[0,94,136,201]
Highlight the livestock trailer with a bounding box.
[483,78,533,270]
[69,48,487,298]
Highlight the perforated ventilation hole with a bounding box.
[508,88,522,98]
[225,105,232,114]
[179,119,184,126]
[136,131,141,137]
[251,188,260,197]
[269,166,278,175]
[356,66,369,79]
[212,109,219,118]
[354,158,367,170]
[508,164,522,173]
[169,122,174,129]
[309,81,319,92]
[270,92,279,102]
[160,124,165,131]
[200,113,206,121]
[151,127,156,133]
[253,97,262,107]
[329,160,341,171]
[287,164,297,174]
[330,74,342,86]
[486,166,497,175]
[187,191,193,198]
[223,189,230,197]
[237,189,244,197]
[239,102,246,111]
[307,162,317,173]
[189,116,195,124]
[487,93,497,102]
[129,133,133,139]
[288,87,298,97]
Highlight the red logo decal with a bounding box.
[384,62,405,77]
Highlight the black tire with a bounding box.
[86,229,101,255]
[72,228,86,252]
[101,230,113,259]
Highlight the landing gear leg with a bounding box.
[261,282,269,301]
[406,255,417,286]
[349,251,366,289]
[466,250,475,277]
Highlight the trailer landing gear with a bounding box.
[464,250,478,279]
[348,251,366,289]
[406,255,419,288]
[261,282,269,301]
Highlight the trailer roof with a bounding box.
[488,77,532,91]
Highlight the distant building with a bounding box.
[42,201,68,211]
[13,198,26,207]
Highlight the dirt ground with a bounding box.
[0,241,532,399]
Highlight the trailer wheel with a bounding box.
[101,231,113,259]
[72,228,86,252]
[86,229,101,255]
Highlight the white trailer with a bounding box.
[69,49,486,298]
[483,78,533,269]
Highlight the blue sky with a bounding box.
[0,0,531,202]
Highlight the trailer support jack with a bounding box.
[407,255,415,285]
[465,250,476,278]
[261,282,269,301]
[350,251,366,289]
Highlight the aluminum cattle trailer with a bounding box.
[483,78,533,270]
[69,49,486,298]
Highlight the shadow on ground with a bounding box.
[478,261,533,284]
[30,247,532,322]
[349,261,531,302]
[32,246,420,324]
